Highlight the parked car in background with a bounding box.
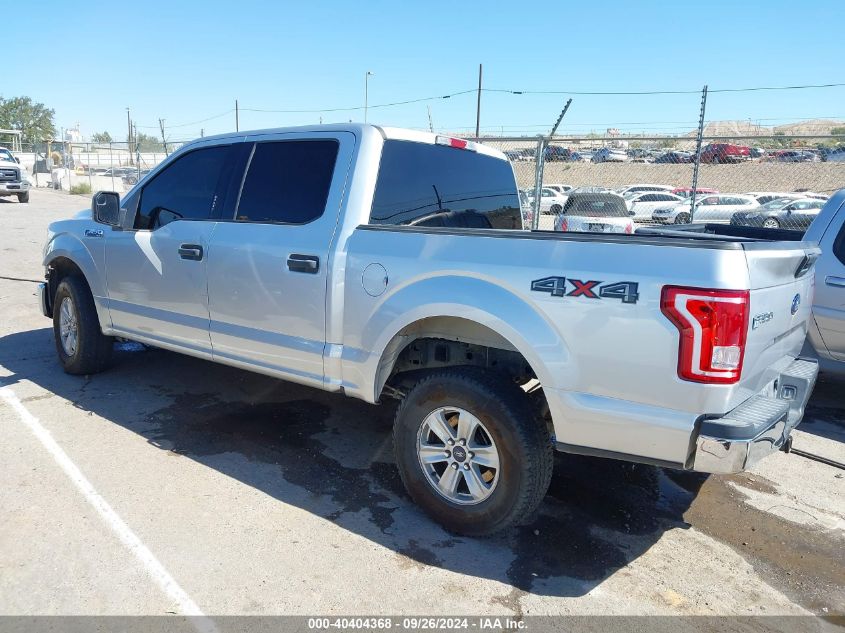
[730,198,826,230]
[545,145,579,162]
[0,146,30,203]
[616,184,675,196]
[545,184,573,195]
[653,194,757,224]
[746,191,804,205]
[773,150,820,163]
[554,192,634,234]
[521,187,568,214]
[750,147,767,160]
[803,189,845,375]
[821,147,845,163]
[624,191,684,222]
[671,187,719,199]
[700,143,751,164]
[654,151,692,164]
[591,148,628,163]
[122,169,152,185]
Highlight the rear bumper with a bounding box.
[691,357,818,474]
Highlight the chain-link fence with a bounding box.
[480,134,844,232]
[9,139,188,194]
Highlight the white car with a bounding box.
[624,191,684,222]
[554,192,634,234]
[591,148,628,163]
[652,194,758,225]
[545,183,573,195]
[617,184,675,196]
[522,186,568,214]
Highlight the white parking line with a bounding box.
[0,387,218,632]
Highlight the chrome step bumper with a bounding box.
[691,357,819,474]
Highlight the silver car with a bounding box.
[804,189,845,374]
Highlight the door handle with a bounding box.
[287,254,319,274]
[178,244,204,261]
[826,276,845,288]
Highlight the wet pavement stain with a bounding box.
[145,393,400,534]
[669,471,845,614]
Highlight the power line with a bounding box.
[484,82,845,96]
[241,89,477,114]
[136,109,234,130]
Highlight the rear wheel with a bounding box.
[18,192,29,203]
[762,217,780,229]
[393,368,553,536]
[53,276,113,375]
[712,155,720,164]
[675,212,691,224]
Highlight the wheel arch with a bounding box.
[44,235,110,328]
[347,275,571,404]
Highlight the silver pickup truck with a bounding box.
[39,125,820,535]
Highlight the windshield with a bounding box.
[563,195,629,217]
[0,149,14,162]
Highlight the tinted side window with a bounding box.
[370,140,521,229]
[236,140,339,224]
[835,217,845,266]
[136,145,229,230]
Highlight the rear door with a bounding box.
[205,131,355,387]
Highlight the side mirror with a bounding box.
[14,157,20,163]
[92,191,121,226]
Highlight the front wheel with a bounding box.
[53,276,113,375]
[18,192,29,203]
[393,368,553,536]
[675,212,691,224]
[762,217,780,229]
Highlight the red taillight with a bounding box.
[558,217,568,232]
[434,135,476,151]
[624,222,633,234]
[661,286,749,384]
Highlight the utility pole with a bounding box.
[126,107,133,165]
[364,71,374,123]
[133,123,140,179]
[235,99,239,132]
[475,63,483,141]
[200,128,204,138]
[427,105,434,133]
[158,119,168,155]
[690,85,708,218]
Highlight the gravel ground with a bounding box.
[0,189,843,622]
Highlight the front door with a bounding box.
[206,132,354,387]
[105,144,232,356]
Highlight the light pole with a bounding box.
[364,71,374,123]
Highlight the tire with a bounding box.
[52,276,113,375]
[18,191,29,203]
[762,218,780,229]
[393,368,553,536]
[675,212,691,224]
[550,204,562,215]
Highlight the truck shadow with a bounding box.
[0,328,707,598]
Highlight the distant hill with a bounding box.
[687,118,844,137]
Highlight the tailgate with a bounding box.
[738,241,820,400]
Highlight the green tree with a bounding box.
[91,131,112,143]
[0,96,56,144]
[131,132,164,152]
[831,127,845,136]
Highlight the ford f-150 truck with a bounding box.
[39,125,820,535]
[0,146,30,203]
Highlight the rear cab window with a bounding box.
[369,140,522,229]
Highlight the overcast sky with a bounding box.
[7,0,844,141]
